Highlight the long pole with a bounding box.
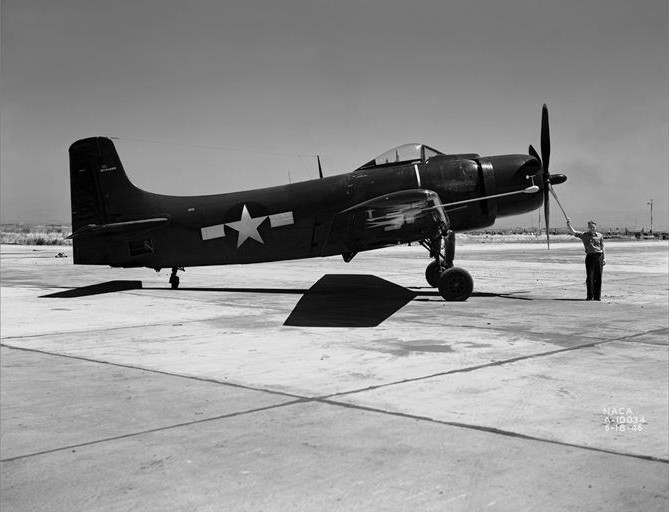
[648,199,653,234]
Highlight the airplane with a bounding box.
[67,105,566,301]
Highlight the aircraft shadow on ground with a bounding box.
[40,276,415,327]
[40,280,143,298]
[284,274,416,327]
[40,276,558,327]
[152,276,414,327]
[158,287,308,294]
[413,290,534,302]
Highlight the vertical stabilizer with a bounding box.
[69,137,142,231]
[69,137,146,264]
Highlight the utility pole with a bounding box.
[647,199,653,234]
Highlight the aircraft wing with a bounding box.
[315,189,448,256]
[341,189,448,231]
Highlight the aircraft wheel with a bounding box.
[169,274,180,289]
[438,267,473,301]
[425,260,443,288]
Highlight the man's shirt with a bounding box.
[573,231,604,254]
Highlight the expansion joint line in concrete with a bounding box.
[0,343,305,401]
[314,399,669,464]
[0,399,308,464]
[0,315,241,341]
[2,327,666,465]
[321,326,667,399]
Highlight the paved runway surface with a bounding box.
[2,240,668,511]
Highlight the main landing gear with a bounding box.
[169,267,184,289]
[421,230,473,301]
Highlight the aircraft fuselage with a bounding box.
[69,138,545,268]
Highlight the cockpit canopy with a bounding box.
[356,143,444,171]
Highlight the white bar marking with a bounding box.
[269,211,294,228]
[201,224,226,240]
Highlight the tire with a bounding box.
[425,260,442,288]
[437,267,473,301]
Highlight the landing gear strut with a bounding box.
[421,230,473,301]
[169,267,184,289]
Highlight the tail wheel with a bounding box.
[425,260,443,288]
[438,267,473,301]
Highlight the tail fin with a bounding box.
[69,137,142,232]
[69,137,159,265]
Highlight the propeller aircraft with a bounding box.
[68,105,566,301]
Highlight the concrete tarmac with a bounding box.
[1,240,668,511]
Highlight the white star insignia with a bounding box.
[226,205,268,248]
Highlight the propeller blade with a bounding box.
[544,186,551,249]
[541,104,551,174]
[528,145,542,168]
[540,104,552,249]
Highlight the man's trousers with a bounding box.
[585,253,604,300]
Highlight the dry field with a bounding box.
[0,225,71,246]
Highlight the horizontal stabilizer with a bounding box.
[68,217,170,239]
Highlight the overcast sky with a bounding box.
[2,0,667,229]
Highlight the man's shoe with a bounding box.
[586,297,593,301]
[594,298,601,301]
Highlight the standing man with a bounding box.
[567,219,605,301]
